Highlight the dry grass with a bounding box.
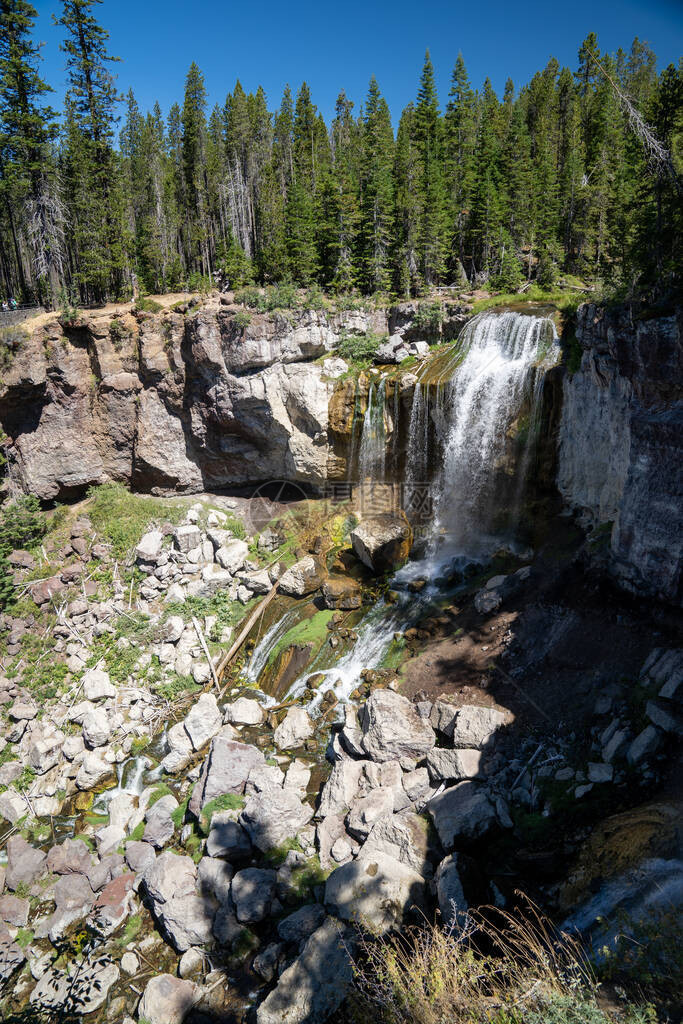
[349,899,655,1024]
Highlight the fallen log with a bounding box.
[217,582,279,691]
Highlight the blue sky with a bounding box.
[33,0,683,127]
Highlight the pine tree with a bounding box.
[444,53,476,280]
[286,83,318,283]
[360,76,394,294]
[414,51,448,288]
[55,0,125,301]
[181,61,210,278]
[0,0,63,301]
[393,103,420,296]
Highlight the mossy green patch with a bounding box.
[199,793,246,835]
[266,610,334,668]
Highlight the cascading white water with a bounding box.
[421,309,558,563]
[357,378,387,482]
[283,309,558,710]
[244,606,301,687]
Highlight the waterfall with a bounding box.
[358,379,387,482]
[421,309,558,563]
[244,606,301,686]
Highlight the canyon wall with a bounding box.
[558,304,683,604]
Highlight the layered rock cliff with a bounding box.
[558,304,683,604]
[0,304,386,499]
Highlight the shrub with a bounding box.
[0,495,46,553]
[233,310,251,330]
[337,331,385,364]
[0,326,26,371]
[134,297,163,314]
[414,301,444,338]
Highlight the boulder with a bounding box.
[82,707,111,747]
[144,793,179,849]
[374,334,410,364]
[0,895,29,927]
[224,697,264,725]
[362,811,434,877]
[325,851,425,933]
[256,918,354,1024]
[278,556,325,597]
[321,577,362,610]
[5,836,46,890]
[136,530,163,562]
[627,725,662,765]
[206,814,252,860]
[142,852,214,951]
[426,748,483,782]
[273,706,314,750]
[47,838,93,876]
[174,524,201,553]
[277,903,326,945]
[350,515,412,573]
[183,692,222,751]
[240,788,313,853]
[196,857,233,904]
[28,731,63,774]
[215,539,249,574]
[428,782,498,848]
[345,787,395,841]
[82,667,116,701]
[360,689,435,766]
[450,705,508,748]
[138,974,199,1024]
[161,720,194,775]
[125,840,156,874]
[231,867,277,923]
[189,736,265,816]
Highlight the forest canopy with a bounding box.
[0,0,681,307]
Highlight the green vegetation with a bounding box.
[266,609,335,667]
[0,326,27,371]
[337,331,385,366]
[264,836,302,866]
[1,2,680,309]
[0,495,47,553]
[199,792,245,835]
[134,297,163,313]
[86,482,189,558]
[147,782,173,807]
[165,588,251,643]
[288,854,328,900]
[127,821,145,842]
[233,310,251,330]
[170,795,190,829]
[116,912,143,948]
[14,928,33,949]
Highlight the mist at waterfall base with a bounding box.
[282,309,560,712]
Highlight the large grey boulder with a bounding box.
[206,814,252,860]
[76,752,113,790]
[215,539,249,573]
[142,852,214,951]
[362,811,434,877]
[5,836,46,890]
[273,706,314,750]
[443,704,509,748]
[143,793,179,849]
[428,782,498,848]
[189,735,265,816]
[278,556,325,596]
[82,667,116,701]
[81,707,111,748]
[224,697,264,725]
[240,787,313,853]
[426,748,483,782]
[325,851,425,934]
[318,758,364,818]
[351,515,412,573]
[257,918,354,1024]
[174,524,201,553]
[277,903,326,945]
[374,334,410,364]
[183,692,222,751]
[196,857,233,904]
[360,689,435,766]
[345,787,395,841]
[136,530,163,563]
[161,720,194,775]
[138,974,199,1024]
[231,867,277,923]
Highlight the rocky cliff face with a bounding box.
[558,304,683,604]
[0,304,386,500]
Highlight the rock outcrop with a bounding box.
[558,304,682,604]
